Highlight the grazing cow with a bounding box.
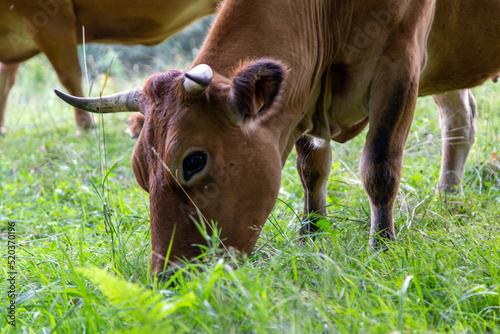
[56,0,500,275]
[0,0,218,134]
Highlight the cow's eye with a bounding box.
[183,152,207,182]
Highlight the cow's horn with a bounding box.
[54,88,141,113]
[183,64,213,95]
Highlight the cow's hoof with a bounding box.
[369,232,394,253]
[437,182,462,195]
[152,262,187,287]
[437,187,464,212]
[75,110,94,130]
[369,241,390,253]
[299,215,326,237]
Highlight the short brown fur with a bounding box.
[66,0,500,274]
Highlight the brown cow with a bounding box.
[56,0,500,275]
[0,0,218,134]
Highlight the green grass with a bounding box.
[1,52,499,333]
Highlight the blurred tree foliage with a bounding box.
[77,16,214,83]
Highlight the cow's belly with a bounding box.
[74,0,213,46]
[418,0,500,95]
[327,67,371,143]
[0,15,40,63]
[305,68,370,144]
[419,54,500,96]
[328,98,369,144]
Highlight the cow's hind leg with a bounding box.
[433,89,477,193]
[296,135,332,235]
[42,49,93,130]
[0,62,21,135]
[33,21,93,130]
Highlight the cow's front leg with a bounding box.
[433,89,477,193]
[360,59,419,249]
[296,135,332,235]
[0,62,20,135]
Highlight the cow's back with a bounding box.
[72,0,216,45]
[0,0,76,63]
[0,0,216,64]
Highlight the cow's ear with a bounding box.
[230,59,287,123]
[126,113,145,140]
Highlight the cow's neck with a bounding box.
[194,0,354,164]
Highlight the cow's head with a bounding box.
[55,59,288,274]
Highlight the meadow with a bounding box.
[1,36,499,333]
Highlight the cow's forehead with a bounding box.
[144,73,234,130]
[142,70,230,111]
